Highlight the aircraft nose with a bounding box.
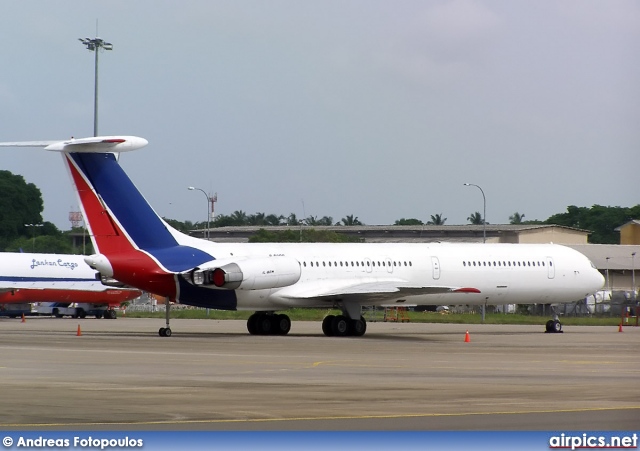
[593,269,605,291]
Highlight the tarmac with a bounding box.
[0,316,638,431]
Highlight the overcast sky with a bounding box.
[1,1,638,230]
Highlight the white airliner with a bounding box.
[0,136,604,337]
[0,251,142,317]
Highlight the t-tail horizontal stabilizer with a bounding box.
[0,136,148,153]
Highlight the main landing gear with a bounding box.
[247,312,291,335]
[322,314,367,337]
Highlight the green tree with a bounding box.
[545,204,640,244]
[286,213,300,226]
[0,170,43,250]
[163,218,195,233]
[340,214,363,226]
[394,218,424,225]
[467,211,484,225]
[230,210,249,226]
[509,212,525,224]
[305,215,320,226]
[6,235,74,253]
[265,214,285,225]
[427,214,447,225]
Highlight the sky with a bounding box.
[1,1,638,230]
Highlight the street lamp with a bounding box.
[24,223,43,251]
[632,252,637,302]
[463,183,486,243]
[79,36,113,136]
[188,187,211,240]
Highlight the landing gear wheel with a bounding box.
[331,315,350,337]
[552,320,562,333]
[247,314,259,335]
[545,319,563,333]
[256,314,273,335]
[322,315,335,336]
[159,327,172,337]
[351,317,367,336]
[107,309,117,319]
[274,314,291,335]
[545,320,554,332]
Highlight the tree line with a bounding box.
[1,170,638,251]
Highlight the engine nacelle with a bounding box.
[191,256,301,290]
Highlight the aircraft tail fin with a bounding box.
[61,138,213,275]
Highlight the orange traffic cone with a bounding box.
[618,323,623,333]
[464,330,471,343]
[21,313,26,323]
[76,324,82,336]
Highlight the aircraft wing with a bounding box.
[273,278,480,304]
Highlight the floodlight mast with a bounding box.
[78,37,113,136]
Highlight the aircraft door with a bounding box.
[431,256,440,280]
[546,257,555,279]
[364,258,373,273]
[385,257,393,274]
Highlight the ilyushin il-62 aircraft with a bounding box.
[0,136,604,337]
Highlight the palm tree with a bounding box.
[509,212,525,224]
[248,212,266,225]
[427,213,447,225]
[467,211,484,225]
[265,214,284,226]
[318,216,333,226]
[340,214,363,226]
[230,210,248,226]
[394,218,423,225]
[305,215,319,226]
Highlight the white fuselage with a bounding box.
[181,240,604,311]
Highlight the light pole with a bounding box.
[79,36,113,136]
[24,223,43,251]
[463,183,486,243]
[632,252,637,302]
[463,183,487,322]
[188,187,211,240]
